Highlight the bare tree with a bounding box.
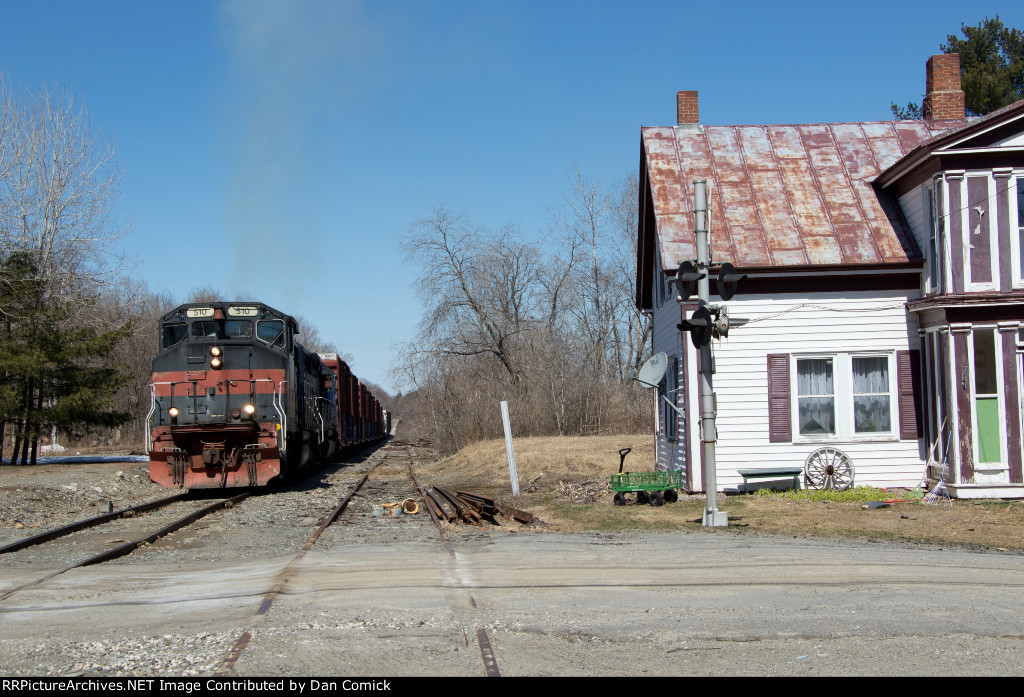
[0,77,133,462]
[293,315,342,355]
[395,171,654,454]
[185,287,225,304]
[0,78,128,306]
[554,165,616,380]
[402,206,541,385]
[610,174,652,375]
[90,283,176,448]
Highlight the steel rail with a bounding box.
[214,455,382,676]
[407,453,502,678]
[0,492,250,603]
[83,492,250,566]
[0,492,190,555]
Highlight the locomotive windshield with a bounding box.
[191,321,221,339]
[161,322,187,350]
[226,320,252,338]
[189,319,253,340]
[257,319,286,348]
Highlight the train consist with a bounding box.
[147,302,388,489]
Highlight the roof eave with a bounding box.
[876,99,1024,189]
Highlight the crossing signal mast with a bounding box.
[675,179,746,528]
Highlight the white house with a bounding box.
[637,55,1024,498]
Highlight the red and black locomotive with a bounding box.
[147,302,387,489]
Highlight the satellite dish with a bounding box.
[635,352,669,387]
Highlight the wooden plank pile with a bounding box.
[423,486,533,526]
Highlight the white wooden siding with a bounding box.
[899,185,926,253]
[898,185,930,295]
[651,288,686,484]
[701,290,926,490]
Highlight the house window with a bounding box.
[793,354,896,440]
[657,375,666,437]
[973,328,1000,464]
[658,358,679,441]
[797,358,835,436]
[667,357,678,441]
[852,356,891,433]
[1018,182,1024,280]
[966,175,994,289]
[926,185,944,294]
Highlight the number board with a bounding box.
[228,306,259,318]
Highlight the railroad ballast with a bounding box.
[147,302,388,489]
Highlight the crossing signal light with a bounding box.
[678,306,713,348]
[674,261,705,301]
[716,262,746,301]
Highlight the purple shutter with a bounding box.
[898,350,922,440]
[767,354,791,442]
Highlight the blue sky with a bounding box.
[1,1,1022,393]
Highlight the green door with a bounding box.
[974,329,1001,464]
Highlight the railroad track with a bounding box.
[0,491,251,603]
[215,437,504,677]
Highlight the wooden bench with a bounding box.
[736,467,803,492]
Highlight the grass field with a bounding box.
[419,434,1024,552]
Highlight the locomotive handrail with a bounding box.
[274,380,287,452]
[149,378,284,448]
[146,380,179,450]
[314,395,335,445]
[145,384,158,451]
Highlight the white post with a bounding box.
[500,401,520,496]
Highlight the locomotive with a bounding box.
[147,302,388,489]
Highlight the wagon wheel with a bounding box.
[636,491,650,505]
[648,491,664,507]
[663,489,678,504]
[613,492,626,506]
[804,447,854,491]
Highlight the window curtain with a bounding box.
[797,359,834,435]
[853,356,890,433]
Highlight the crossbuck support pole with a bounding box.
[694,179,728,528]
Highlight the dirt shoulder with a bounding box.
[2,434,1023,553]
[422,434,1024,553]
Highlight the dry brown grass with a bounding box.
[414,434,1024,552]
[423,433,654,506]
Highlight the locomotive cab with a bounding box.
[147,300,380,490]
[148,303,300,488]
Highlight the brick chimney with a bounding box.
[677,91,699,125]
[922,54,965,122]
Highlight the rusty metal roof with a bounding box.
[643,120,951,270]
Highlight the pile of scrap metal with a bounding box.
[423,487,533,526]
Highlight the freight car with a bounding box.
[146,302,387,489]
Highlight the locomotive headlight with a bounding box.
[169,407,179,417]
[244,403,256,416]
[210,357,222,369]
[210,346,222,357]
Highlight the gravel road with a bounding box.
[2,445,1024,677]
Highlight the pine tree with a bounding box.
[891,16,1024,119]
[0,252,132,464]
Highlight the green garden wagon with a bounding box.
[610,470,683,507]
